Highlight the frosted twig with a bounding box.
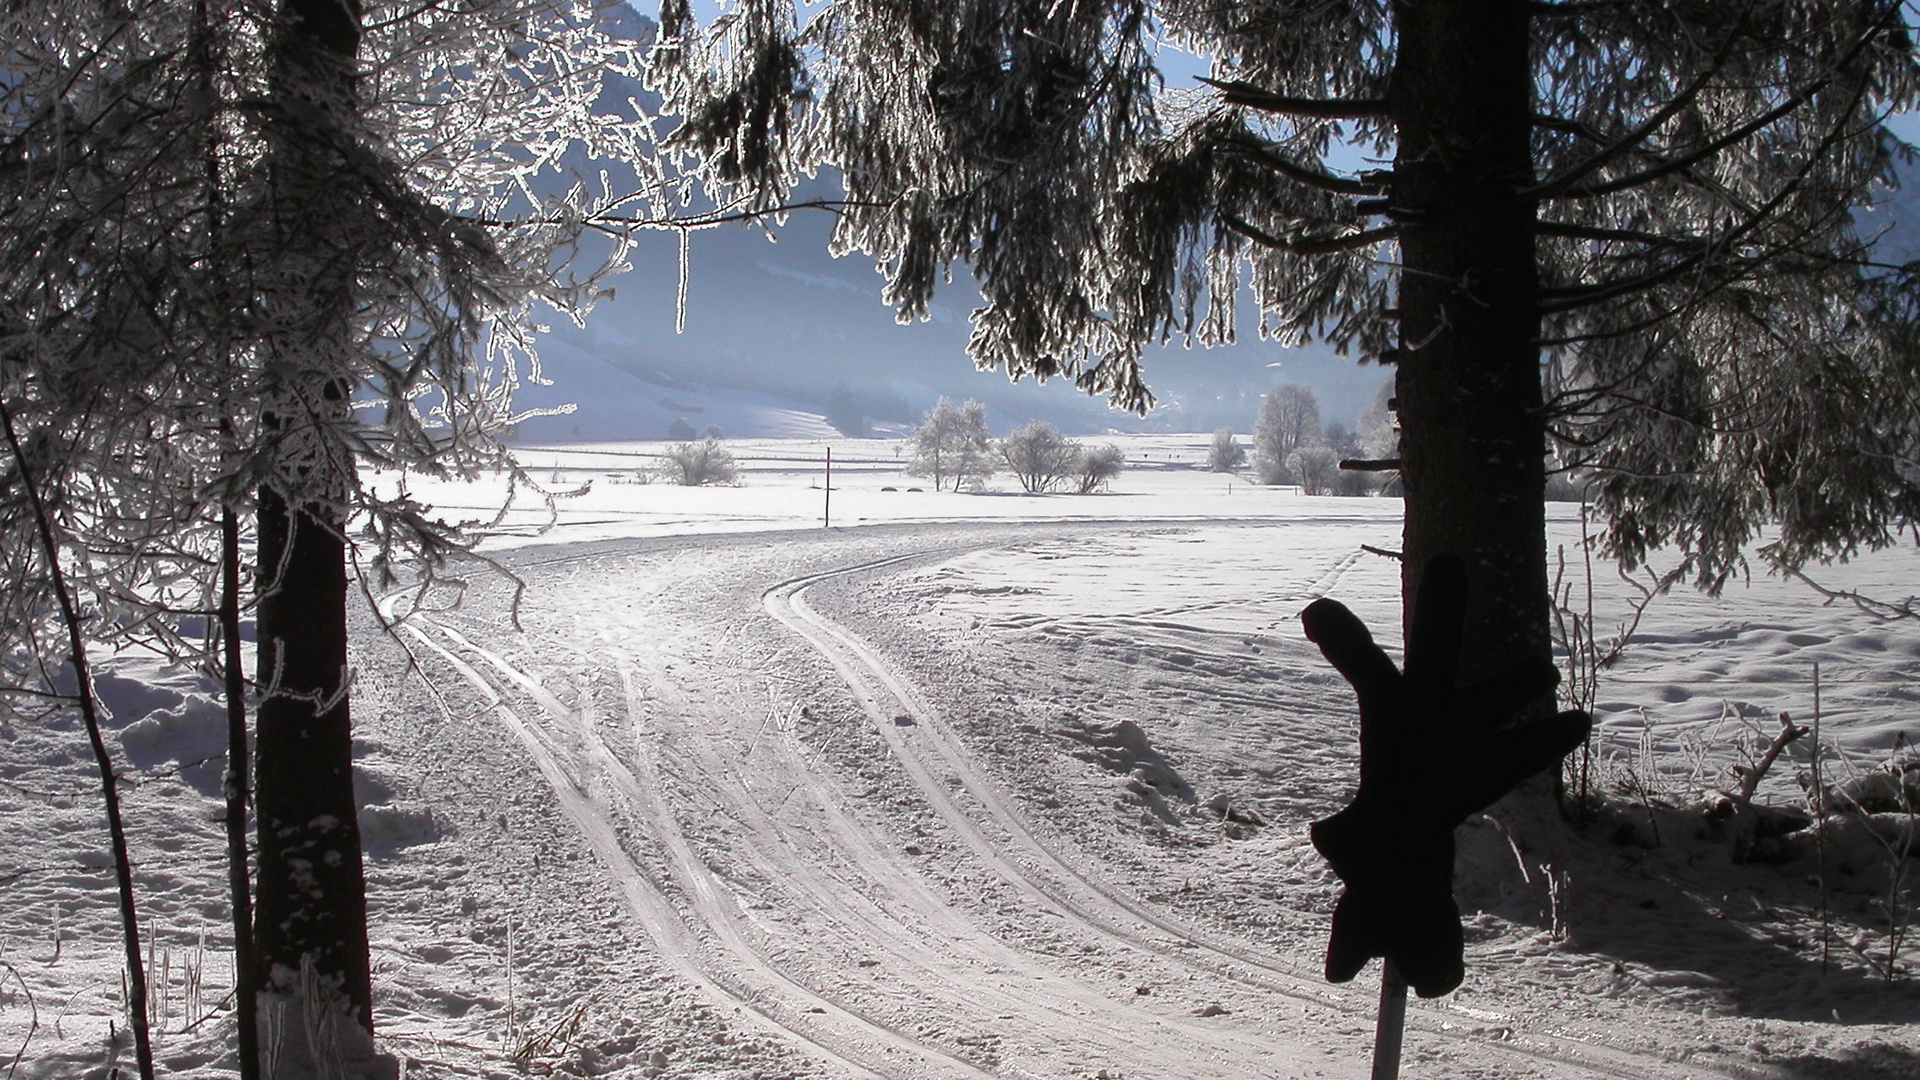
[0,959,37,1080]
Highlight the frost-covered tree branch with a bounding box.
[1,0,686,1051]
[650,0,1920,709]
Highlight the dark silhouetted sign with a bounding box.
[1302,553,1591,998]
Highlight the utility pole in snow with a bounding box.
[824,446,832,528]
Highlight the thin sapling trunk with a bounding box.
[221,506,262,1080]
[0,402,155,1080]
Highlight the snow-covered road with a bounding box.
[9,440,1917,1079]
[357,522,1803,1079]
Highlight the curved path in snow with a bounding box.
[395,524,1763,1080]
[764,548,1756,1080]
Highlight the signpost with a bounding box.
[1372,962,1408,1080]
[1300,554,1592,1073]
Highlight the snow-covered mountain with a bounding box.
[508,335,867,442]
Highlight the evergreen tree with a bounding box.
[2,0,658,1056]
[654,0,1920,691]
[823,378,869,435]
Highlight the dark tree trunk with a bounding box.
[1389,0,1550,676]
[220,508,262,1080]
[252,0,373,1036]
[0,405,156,1080]
[253,485,373,1031]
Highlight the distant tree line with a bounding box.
[906,398,1125,493]
[1208,384,1396,496]
[821,378,917,437]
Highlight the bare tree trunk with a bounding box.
[0,403,155,1080]
[1390,0,1551,678]
[253,485,373,1032]
[194,0,264,1067]
[220,507,263,1080]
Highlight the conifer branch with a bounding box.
[1539,243,1723,313]
[1221,213,1398,254]
[1547,91,1818,201]
[1198,77,1387,119]
[1219,136,1385,196]
[1531,112,1603,141]
[1526,29,1743,198]
[1536,220,1688,246]
[1534,15,1893,202]
[1541,79,1867,312]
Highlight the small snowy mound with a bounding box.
[354,764,437,855]
[358,802,439,855]
[116,700,225,769]
[1061,717,1195,823]
[1822,761,1920,816]
[1201,791,1267,839]
[99,664,227,795]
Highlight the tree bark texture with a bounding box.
[253,0,373,1035]
[253,485,373,1031]
[1389,0,1550,676]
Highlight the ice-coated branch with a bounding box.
[1221,212,1397,254]
[1525,27,1742,198]
[0,399,156,1080]
[1198,76,1387,118]
[1540,78,1867,313]
[1536,220,1692,247]
[1218,135,1385,196]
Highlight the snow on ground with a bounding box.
[3,434,1917,1080]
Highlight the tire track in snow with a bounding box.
[415,608,1327,1078]
[402,619,969,1080]
[603,656,1321,1078]
[767,550,1767,1080]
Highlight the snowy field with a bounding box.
[3,434,1918,1079]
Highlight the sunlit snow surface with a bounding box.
[5,434,1917,1080]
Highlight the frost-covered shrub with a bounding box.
[1075,443,1126,492]
[999,420,1080,492]
[908,397,995,491]
[660,437,737,486]
[1207,428,1247,472]
[1287,446,1341,495]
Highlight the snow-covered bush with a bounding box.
[1287,446,1341,495]
[1206,428,1247,473]
[1075,444,1126,493]
[907,397,994,491]
[660,438,738,486]
[999,420,1081,493]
